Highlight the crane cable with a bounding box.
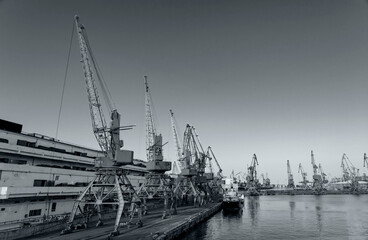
[56,21,75,139]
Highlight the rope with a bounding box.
[56,21,75,139]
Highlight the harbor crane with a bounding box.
[311,150,324,194]
[246,154,260,196]
[169,109,182,174]
[341,153,359,193]
[298,163,309,189]
[62,16,142,237]
[364,153,368,169]
[207,146,223,179]
[137,77,177,219]
[287,160,295,189]
[260,173,271,187]
[318,163,328,184]
[205,146,224,195]
[173,124,206,206]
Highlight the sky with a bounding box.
[1,0,368,184]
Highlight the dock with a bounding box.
[14,202,222,240]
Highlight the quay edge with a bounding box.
[156,202,223,240]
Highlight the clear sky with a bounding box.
[1,0,368,184]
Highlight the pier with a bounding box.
[2,203,222,240]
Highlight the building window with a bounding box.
[33,179,47,187]
[55,176,59,181]
[0,138,8,144]
[29,209,42,217]
[51,203,56,212]
[0,170,2,180]
[1,208,5,211]
[17,140,36,147]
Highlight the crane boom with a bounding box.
[145,76,159,162]
[169,109,182,162]
[75,16,110,154]
[207,146,223,178]
[287,160,295,188]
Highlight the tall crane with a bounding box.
[207,146,223,178]
[364,153,368,169]
[318,163,328,184]
[298,163,309,189]
[341,153,359,193]
[287,160,295,188]
[62,16,142,237]
[246,154,260,195]
[169,109,182,173]
[137,77,176,219]
[310,150,324,194]
[174,124,207,206]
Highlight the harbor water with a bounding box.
[182,195,368,240]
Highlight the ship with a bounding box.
[0,119,147,231]
[222,178,244,211]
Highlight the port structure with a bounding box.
[311,150,325,195]
[341,153,359,194]
[287,160,295,189]
[260,173,271,188]
[170,112,209,207]
[61,16,142,237]
[204,146,224,197]
[246,154,260,196]
[298,163,309,189]
[136,77,177,219]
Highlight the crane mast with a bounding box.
[287,160,295,188]
[311,150,318,175]
[145,76,162,162]
[310,150,324,194]
[298,163,308,189]
[169,109,182,164]
[364,153,368,168]
[246,154,260,196]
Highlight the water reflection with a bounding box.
[222,208,243,218]
[315,196,323,237]
[182,195,368,239]
[289,199,295,220]
[247,196,260,227]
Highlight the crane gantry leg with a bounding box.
[137,173,177,219]
[61,168,143,237]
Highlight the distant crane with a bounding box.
[311,150,324,194]
[173,124,206,206]
[246,154,260,196]
[318,163,328,184]
[364,153,368,169]
[287,160,295,189]
[62,16,142,237]
[341,153,359,193]
[205,146,224,195]
[137,77,176,219]
[298,163,309,189]
[206,146,223,179]
[260,173,271,187]
[169,109,182,174]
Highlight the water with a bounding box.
[182,195,368,240]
